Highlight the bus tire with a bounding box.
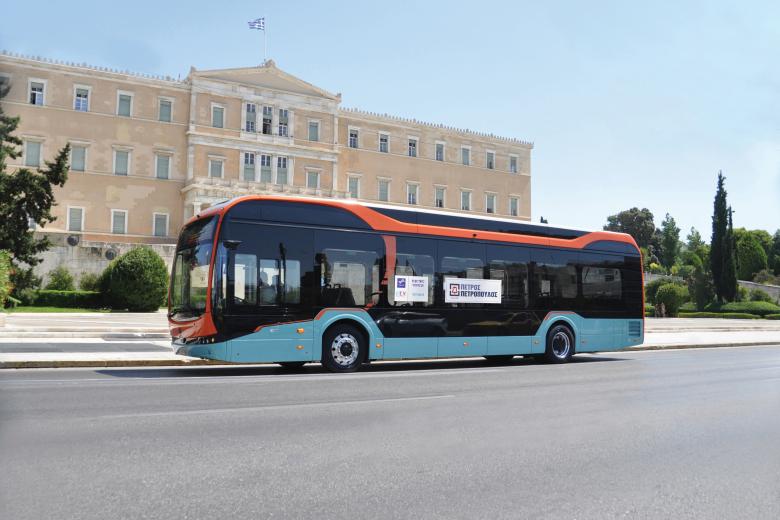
[321,324,365,373]
[277,362,306,369]
[544,323,574,363]
[484,355,515,363]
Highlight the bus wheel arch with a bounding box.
[320,320,369,372]
[544,321,575,363]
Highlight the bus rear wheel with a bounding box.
[544,324,574,363]
[322,324,365,373]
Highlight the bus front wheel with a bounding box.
[544,324,574,363]
[322,324,365,373]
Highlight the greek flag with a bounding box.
[248,18,265,30]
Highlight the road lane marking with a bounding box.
[95,394,456,420]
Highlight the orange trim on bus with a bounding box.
[188,195,639,252]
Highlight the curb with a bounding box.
[1,342,778,369]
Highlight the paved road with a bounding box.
[1,346,779,519]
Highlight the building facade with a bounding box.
[0,51,533,280]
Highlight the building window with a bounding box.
[208,159,223,178]
[155,154,170,179]
[435,187,445,208]
[485,193,496,214]
[153,213,169,237]
[111,210,127,235]
[509,155,518,174]
[117,92,133,117]
[347,176,360,198]
[67,207,84,232]
[114,150,130,176]
[70,145,86,172]
[29,81,45,105]
[348,128,359,149]
[211,104,224,128]
[379,133,389,153]
[260,154,272,182]
[486,151,495,170]
[278,109,289,136]
[245,103,256,132]
[276,156,288,184]
[461,147,470,166]
[509,197,519,217]
[262,106,273,134]
[306,170,320,189]
[243,152,256,181]
[74,87,89,112]
[377,179,389,201]
[159,98,173,122]
[461,190,471,211]
[406,183,419,205]
[408,138,418,158]
[435,143,445,161]
[308,120,320,141]
[24,140,41,167]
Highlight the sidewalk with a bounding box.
[0,315,778,368]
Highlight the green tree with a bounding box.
[710,172,737,302]
[0,77,70,289]
[771,230,780,275]
[44,266,75,291]
[655,283,689,317]
[659,213,681,270]
[685,253,715,310]
[604,207,656,249]
[0,250,11,307]
[735,232,768,281]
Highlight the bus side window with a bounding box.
[531,250,577,309]
[234,253,258,305]
[439,241,486,308]
[389,253,435,307]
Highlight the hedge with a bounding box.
[0,250,11,308]
[704,301,780,316]
[679,311,760,319]
[34,290,103,308]
[766,314,780,320]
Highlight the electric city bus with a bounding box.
[168,195,644,372]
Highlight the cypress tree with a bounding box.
[710,172,727,301]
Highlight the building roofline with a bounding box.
[0,50,187,86]
[339,106,533,147]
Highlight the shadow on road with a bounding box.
[95,354,624,379]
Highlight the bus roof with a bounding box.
[193,195,639,253]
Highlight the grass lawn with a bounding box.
[4,306,111,313]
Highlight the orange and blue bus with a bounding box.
[169,195,644,372]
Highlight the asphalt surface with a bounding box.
[1,346,779,519]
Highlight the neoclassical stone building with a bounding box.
[0,51,533,279]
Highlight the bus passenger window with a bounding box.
[320,248,380,307]
[389,253,435,306]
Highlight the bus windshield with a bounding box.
[169,216,218,320]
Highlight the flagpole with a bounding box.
[264,24,267,63]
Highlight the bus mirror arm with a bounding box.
[224,240,241,250]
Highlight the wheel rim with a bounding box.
[551,331,570,358]
[331,333,359,366]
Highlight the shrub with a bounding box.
[0,250,11,308]
[45,266,75,291]
[749,288,774,303]
[655,283,689,317]
[766,314,780,320]
[79,272,101,292]
[705,301,780,316]
[753,269,779,285]
[648,262,666,275]
[10,267,41,305]
[104,247,168,311]
[644,304,655,317]
[645,277,686,305]
[34,290,102,308]
[678,311,759,319]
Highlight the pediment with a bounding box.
[192,60,339,100]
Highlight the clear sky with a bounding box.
[3,0,778,238]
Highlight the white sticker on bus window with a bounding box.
[444,277,502,304]
[394,275,428,302]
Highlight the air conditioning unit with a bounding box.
[67,235,80,246]
[105,249,118,261]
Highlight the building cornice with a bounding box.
[0,50,189,89]
[339,107,533,148]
